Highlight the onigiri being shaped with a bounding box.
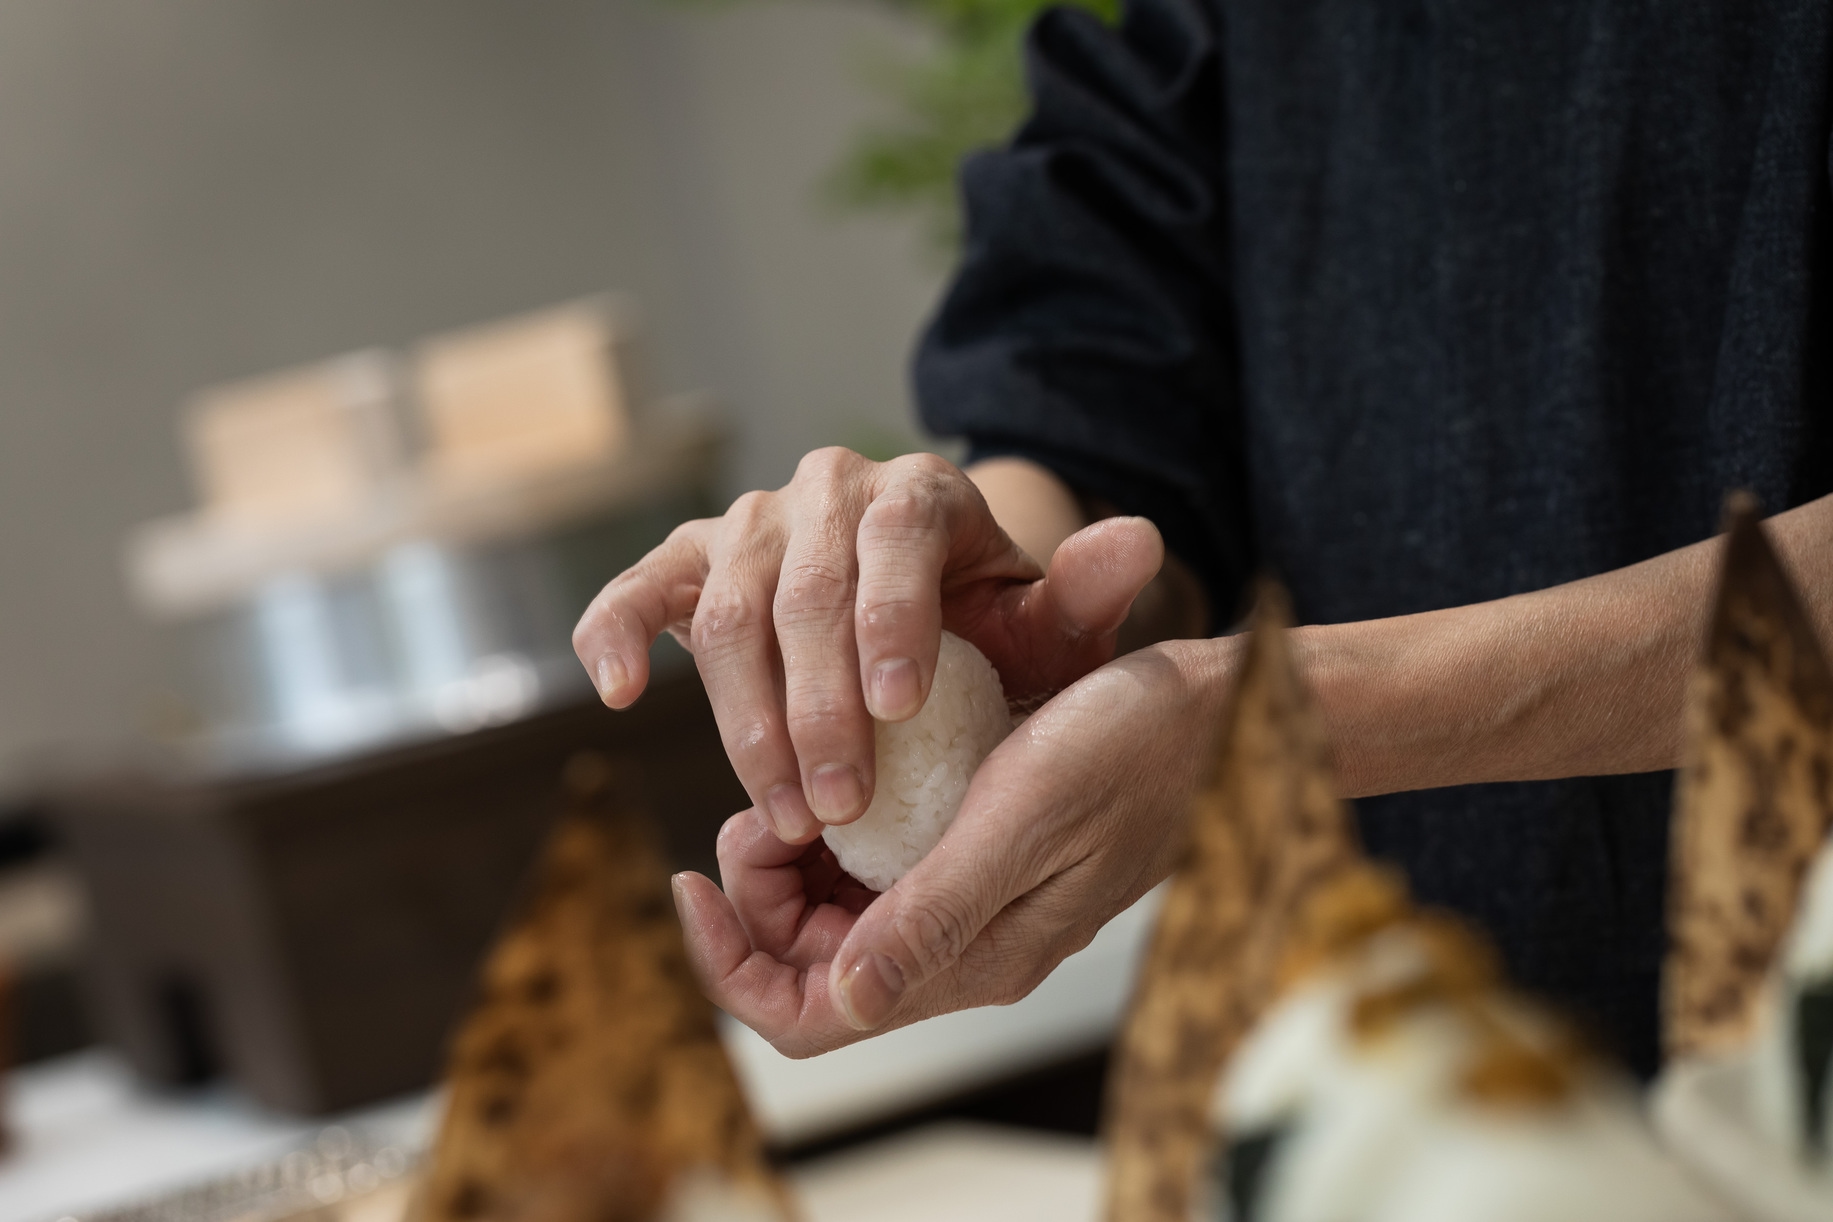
[822,631,1012,892]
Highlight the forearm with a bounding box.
[1295,493,1833,798]
[967,457,1088,563]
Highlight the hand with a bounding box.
[670,639,1234,1057]
[572,447,1164,843]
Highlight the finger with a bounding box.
[823,755,1064,1031]
[691,494,821,844]
[774,449,876,825]
[716,808,858,965]
[672,870,760,998]
[973,516,1165,697]
[1042,516,1165,638]
[853,453,997,722]
[571,519,714,709]
[672,871,863,1057]
[682,846,1086,1057]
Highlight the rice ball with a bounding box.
[823,631,1012,891]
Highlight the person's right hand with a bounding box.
[571,447,1163,844]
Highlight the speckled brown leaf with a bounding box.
[1665,495,1833,1058]
[1102,584,1359,1222]
[413,753,790,1222]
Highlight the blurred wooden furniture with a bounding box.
[122,296,720,771]
[182,351,402,525]
[413,298,633,484]
[50,673,745,1116]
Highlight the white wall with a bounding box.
[0,0,946,785]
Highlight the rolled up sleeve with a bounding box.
[915,0,1249,626]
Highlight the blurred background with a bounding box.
[0,0,942,783]
[0,3,1146,1219]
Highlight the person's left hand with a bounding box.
[670,637,1234,1057]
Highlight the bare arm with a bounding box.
[640,445,1833,1054]
[959,455,1833,798]
[966,457,1087,563]
[1304,493,1833,797]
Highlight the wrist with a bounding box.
[966,457,1087,565]
[1151,622,1415,800]
[1152,632,1249,731]
[1290,622,1402,799]
[1294,609,1528,798]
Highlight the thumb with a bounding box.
[826,833,1017,1031]
[1044,515,1164,636]
[983,516,1164,697]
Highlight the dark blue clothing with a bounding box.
[914,0,1833,1074]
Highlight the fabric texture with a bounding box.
[914,0,1833,1076]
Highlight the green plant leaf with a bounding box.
[829,0,1117,250]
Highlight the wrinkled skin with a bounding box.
[674,640,1230,1054]
[574,447,1224,1053]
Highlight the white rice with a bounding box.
[823,631,1011,891]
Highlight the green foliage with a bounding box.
[831,0,1118,249]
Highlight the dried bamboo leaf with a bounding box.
[1665,495,1833,1058]
[1102,583,1358,1222]
[414,753,789,1222]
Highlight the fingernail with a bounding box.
[834,951,905,1031]
[810,763,865,823]
[669,872,697,923]
[765,784,820,843]
[869,657,920,720]
[594,652,628,701]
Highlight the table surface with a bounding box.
[0,891,1157,1221]
[0,1059,1105,1222]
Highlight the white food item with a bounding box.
[659,1168,791,1222]
[1211,925,1734,1222]
[822,631,1011,892]
[1791,840,1833,978]
[1366,1095,1735,1222]
[1653,838,1833,1221]
[1751,839,1833,1155]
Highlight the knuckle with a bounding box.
[690,591,764,656]
[664,517,714,549]
[569,615,596,656]
[786,688,853,741]
[892,897,973,978]
[1058,921,1100,960]
[774,557,852,619]
[714,813,752,863]
[771,1035,818,1060]
[722,723,777,774]
[723,490,776,535]
[891,454,966,505]
[892,450,956,482]
[856,591,925,623]
[861,488,940,538]
[795,445,862,485]
[989,947,1056,1007]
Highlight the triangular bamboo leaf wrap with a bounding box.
[414,753,789,1222]
[1666,496,1833,1059]
[1102,583,1359,1222]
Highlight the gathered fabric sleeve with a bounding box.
[914,0,1248,626]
